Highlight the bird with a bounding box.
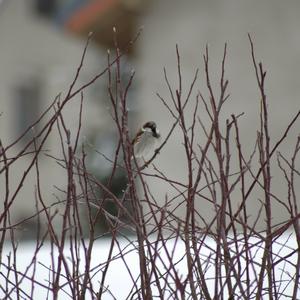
[132,121,160,160]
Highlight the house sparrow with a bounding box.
[132,121,160,159]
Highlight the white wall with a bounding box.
[135,0,300,229]
[0,0,107,226]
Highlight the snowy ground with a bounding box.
[1,232,299,299]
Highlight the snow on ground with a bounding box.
[1,232,299,299]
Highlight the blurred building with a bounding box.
[0,0,143,237]
[135,0,300,229]
[1,0,300,235]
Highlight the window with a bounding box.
[13,77,41,148]
[34,0,57,17]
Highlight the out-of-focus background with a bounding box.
[1,0,300,236]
